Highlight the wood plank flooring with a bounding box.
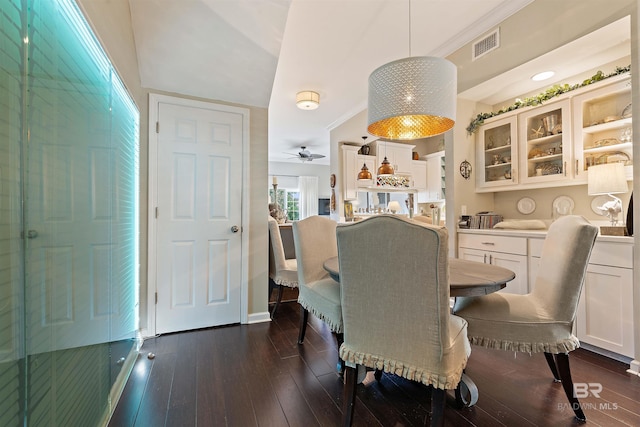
[108,301,640,426]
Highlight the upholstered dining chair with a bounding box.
[292,216,343,363]
[336,215,470,427]
[453,215,598,422]
[268,216,298,318]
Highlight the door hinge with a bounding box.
[155,292,158,304]
[156,121,159,133]
[155,207,159,218]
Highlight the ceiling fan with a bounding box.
[287,146,325,162]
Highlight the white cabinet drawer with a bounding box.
[529,237,632,268]
[528,237,545,258]
[589,241,633,269]
[458,234,527,256]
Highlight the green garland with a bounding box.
[466,65,631,135]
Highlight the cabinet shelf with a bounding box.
[582,117,631,134]
[527,133,562,145]
[486,145,512,153]
[365,186,417,193]
[583,141,631,153]
[486,162,511,169]
[527,153,563,163]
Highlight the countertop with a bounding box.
[457,227,633,244]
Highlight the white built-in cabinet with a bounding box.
[475,74,632,192]
[476,115,518,190]
[341,144,376,200]
[342,141,429,203]
[519,99,571,184]
[411,160,427,201]
[571,77,633,182]
[457,233,529,295]
[342,145,360,200]
[424,150,445,202]
[372,140,414,175]
[465,230,635,358]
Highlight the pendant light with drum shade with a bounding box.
[367,1,457,140]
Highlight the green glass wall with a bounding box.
[0,0,139,425]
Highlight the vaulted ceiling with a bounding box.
[130,0,628,165]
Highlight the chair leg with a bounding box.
[297,307,309,344]
[336,332,345,375]
[342,365,358,427]
[268,277,276,303]
[270,284,284,319]
[544,352,562,382]
[555,352,586,422]
[428,387,447,427]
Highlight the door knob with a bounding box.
[27,230,38,239]
[231,225,239,233]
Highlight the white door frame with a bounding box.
[145,93,250,337]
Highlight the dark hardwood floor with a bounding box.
[108,301,640,426]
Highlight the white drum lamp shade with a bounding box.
[367,56,457,140]
[587,163,627,196]
[296,91,320,110]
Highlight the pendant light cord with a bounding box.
[408,0,411,57]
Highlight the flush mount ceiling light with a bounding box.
[531,71,555,81]
[296,91,320,110]
[367,3,456,140]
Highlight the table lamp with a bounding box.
[587,162,628,235]
[387,201,402,214]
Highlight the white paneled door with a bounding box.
[25,101,130,354]
[154,99,244,334]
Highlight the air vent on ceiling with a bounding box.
[472,28,500,61]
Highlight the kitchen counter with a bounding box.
[457,227,633,243]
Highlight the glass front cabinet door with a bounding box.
[518,99,571,184]
[476,115,518,190]
[571,76,632,184]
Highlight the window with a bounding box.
[286,191,300,220]
[269,188,300,221]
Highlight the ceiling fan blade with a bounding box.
[309,153,325,159]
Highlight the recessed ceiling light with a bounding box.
[531,71,555,81]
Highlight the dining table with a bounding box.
[323,256,515,297]
[322,256,516,408]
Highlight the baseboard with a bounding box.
[627,359,640,376]
[101,343,140,426]
[246,311,271,324]
[579,342,632,365]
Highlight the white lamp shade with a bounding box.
[367,56,457,140]
[296,91,320,110]
[387,201,402,213]
[587,163,628,195]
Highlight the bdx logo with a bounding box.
[573,382,602,398]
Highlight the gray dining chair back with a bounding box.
[337,215,470,426]
[453,215,598,422]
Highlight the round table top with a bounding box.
[322,257,515,297]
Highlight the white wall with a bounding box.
[268,161,331,198]
[78,0,271,328]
